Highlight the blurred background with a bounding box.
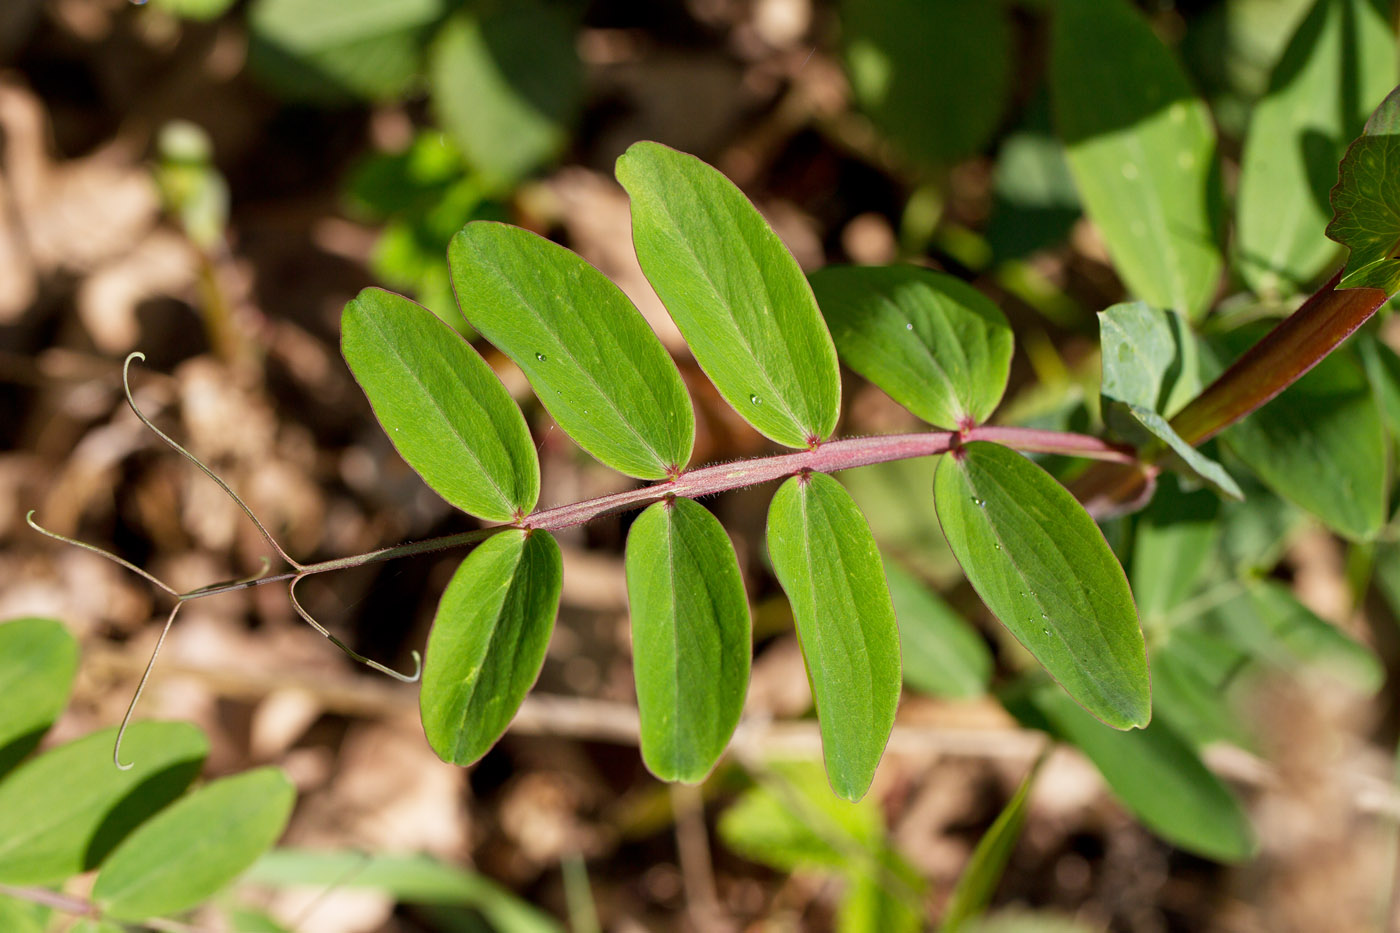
[1,0,1398,930]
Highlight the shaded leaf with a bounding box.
[1150,627,1254,750]
[93,768,295,921]
[1358,331,1400,436]
[1213,326,1385,540]
[841,0,1011,166]
[421,530,562,766]
[450,222,694,478]
[428,1,582,187]
[1052,0,1222,319]
[767,473,900,800]
[941,763,1039,932]
[0,723,207,884]
[987,106,1082,262]
[0,617,77,775]
[1328,83,1400,292]
[810,264,1013,429]
[934,443,1149,729]
[342,287,538,522]
[884,560,990,699]
[245,849,562,933]
[626,498,750,782]
[836,850,925,933]
[617,141,841,448]
[1238,0,1396,296]
[1130,474,1220,627]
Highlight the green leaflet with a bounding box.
[1097,302,1241,499]
[245,850,562,933]
[940,762,1039,932]
[841,0,1011,167]
[1328,83,1400,293]
[93,768,295,921]
[1052,0,1222,319]
[625,498,750,783]
[1213,326,1385,540]
[934,443,1149,730]
[342,287,539,522]
[429,2,582,188]
[883,560,991,699]
[420,529,562,766]
[1237,0,1396,296]
[0,617,77,775]
[247,0,443,103]
[0,723,208,884]
[1021,682,1256,862]
[766,473,901,800]
[809,264,1013,429]
[617,141,841,448]
[450,222,694,479]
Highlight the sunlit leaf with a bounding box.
[767,474,900,800]
[0,617,77,775]
[617,141,841,448]
[1328,83,1400,293]
[342,287,539,522]
[1052,0,1222,319]
[0,723,207,884]
[450,222,694,479]
[810,264,1013,429]
[421,529,562,766]
[934,443,1150,729]
[626,498,750,782]
[93,768,295,921]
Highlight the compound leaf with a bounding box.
[93,768,295,921]
[617,141,841,448]
[421,529,562,766]
[1052,0,1222,319]
[0,617,77,775]
[934,442,1149,729]
[810,264,1013,429]
[1328,83,1400,293]
[767,473,900,800]
[0,723,207,884]
[1237,0,1396,296]
[626,498,750,782]
[450,222,694,479]
[342,287,538,522]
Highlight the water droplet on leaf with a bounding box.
[749,394,761,405]
[535,352,547,362]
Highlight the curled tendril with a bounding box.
[26,511,180,597]
[122,352,302,571]
[113,600,185,770]
[288,574,422,683]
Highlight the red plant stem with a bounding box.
[182,425,1135,598]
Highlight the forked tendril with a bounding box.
[113,600,184,771]
[289,574,422,683]
[26,511,180,597]
[122,352,302,571]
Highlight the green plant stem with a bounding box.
[176,424,1134,602]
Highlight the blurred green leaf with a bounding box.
[429,1,582,188]
[941,762,1039,932]
[626,498,750,783]
[1328,84,1400,292]
[146,0,237,21]
[884,560,990,699]
[1238,0,1396,296]
[842,0,1011,166]
[0,617,77,776]
[421,530,562,766]
[0,722,207,884]
[341,287,539,522]
[1131,475,1221,627]
[1052,0,1222,319]
[1021,682,1256,862]
[450,222,694,478]
[617,141,841,448]
[246,849,562,932]
[767,473,900,800]
[1357,332,1400,436]
[94,768,295,921]
[0,895,44,933]
[962,910,1097,933]
[836,852,924,933]
[810,264,1013,429]
[1150,627,1255,749]
[248,0,444,102]
[935,443,1150,729]
[1214,326,1385,540]
[988,104,1081,262]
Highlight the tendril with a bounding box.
[180,555,271,597]
[26,511,180,597]
[288,573,422,683]
[114,600,185,770]
[122,352,302,570]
